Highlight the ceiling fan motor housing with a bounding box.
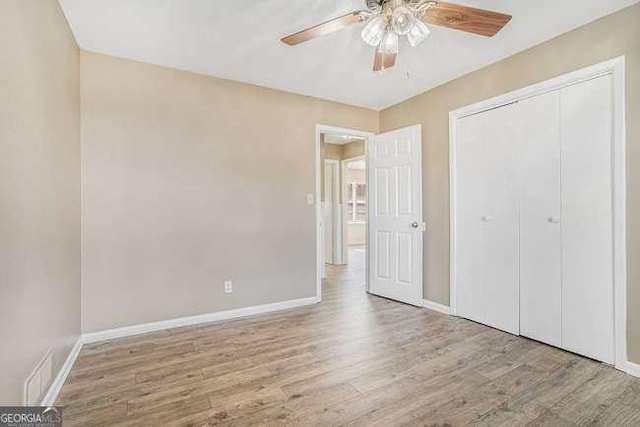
[365,0,384,12]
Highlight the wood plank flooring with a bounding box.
[57,248,640,426]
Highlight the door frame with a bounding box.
[315,125,374,302]
[341,155,367,265]
[448,57,628,371]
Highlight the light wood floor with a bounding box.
[58,249,640,426]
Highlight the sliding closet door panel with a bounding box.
[455,104,519,334]
[561,75,614,364]
[518,91,562,346]
[455,112,488,325]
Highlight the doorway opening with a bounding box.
[316,124,424,306]
[343,157,366,266]
[316,125,372,301]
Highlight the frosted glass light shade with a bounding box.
[361,16,386,46]
[378,31,399,55]
[407,19,430,47]
[391,5,415,35]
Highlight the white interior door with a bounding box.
[323,160,343,265]
[454,103,520,335]
[560,75,614,364]
[323,162,334,265]
[518,90,563,347]
[368,125,423,306]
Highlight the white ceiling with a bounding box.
[58,0,638,110]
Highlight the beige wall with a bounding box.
[322,139,365,163]
[0,0,81,404]
[322,142,343,161]
[321,139,366,202]
[342,140,365,160]
[380,3,640,363]
[81,51,378,332]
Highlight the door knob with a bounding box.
[481,216,493,222]
[411,222,419,228]
[548,216,560,224]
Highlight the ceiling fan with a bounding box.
[281,0,512,72]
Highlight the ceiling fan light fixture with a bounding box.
[361,15,386,46]
[378,30,399,55]
[280,1,513,73]
[407,19,430,47]
[391,5,415,35]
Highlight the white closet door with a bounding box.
[482,105,520,335]
[455,103,519,334]
[560,75,614,363]
[455,112,489,325]
[518,91,563,347]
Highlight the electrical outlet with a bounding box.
[224,280,233,294]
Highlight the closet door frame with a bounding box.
[449,56,627,371]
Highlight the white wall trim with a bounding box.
[449,56,628,372]
[611,56,628,375]
[422,299,451,315]
[316,125,374,301]
[622,361,640,378]
[40,337,83,406]
[82,296,318,344]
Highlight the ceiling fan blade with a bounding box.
[281,11,367,46]
[373,50,397,72]
[423,1,511,37]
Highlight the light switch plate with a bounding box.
[224,280,233,293]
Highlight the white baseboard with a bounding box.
[622,360,640,378]
[422,299,451,315]
[82,296,319,344]
[38,296,319,405]
[33,295,638,406]
[41,337,83,406]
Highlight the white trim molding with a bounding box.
[40,338,83,406]
[422,299,451,315]
[449,56,628,372]
[82,296,319,344]
[623,361,640,378]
